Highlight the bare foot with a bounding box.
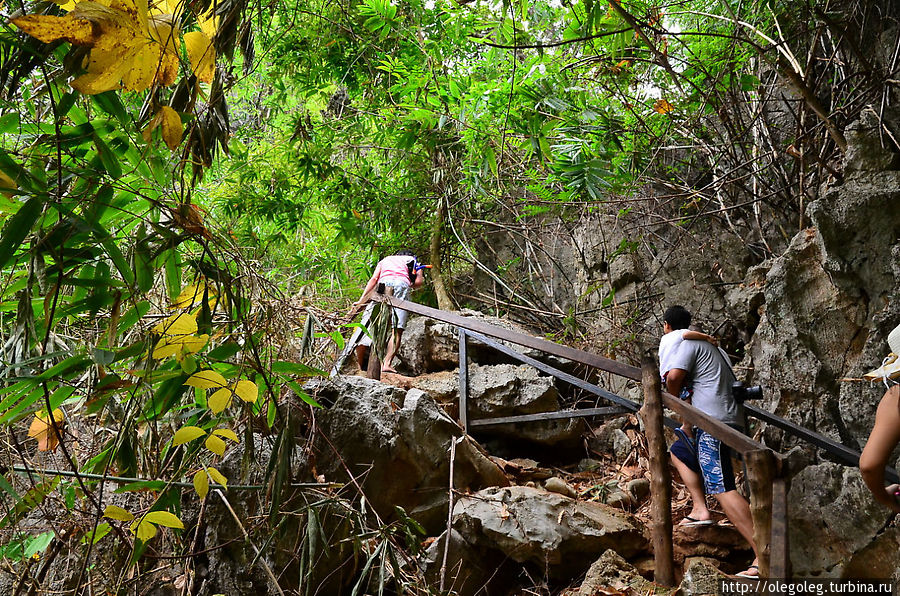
[381,366,397,373]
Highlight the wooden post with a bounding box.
[745,448,777,578]
[366,346,382,380]
[459,329,469,432]
[770,471,791,578]
[639,355,675,586]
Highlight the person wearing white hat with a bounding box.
[859,324,900,513]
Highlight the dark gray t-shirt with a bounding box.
[670,340,742,425]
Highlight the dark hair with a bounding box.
[395,249,416,258]
[664,305,692,330]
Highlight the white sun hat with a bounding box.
[864,323,900,382]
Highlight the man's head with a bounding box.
[395,249,416,259]
[664,305,692,331]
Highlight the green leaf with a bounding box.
[288,381,322,408]
[0,113,20,133]
[24,531,54,558]
[80,523,112,545]
[113,480,168,493]
[484,145,498,178]
[0,196,43,270]
[93,134,123,179]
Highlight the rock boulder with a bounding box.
[451,485,648,579]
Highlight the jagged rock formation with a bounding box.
[306,375,508,533]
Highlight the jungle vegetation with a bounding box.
[0,0,896,592]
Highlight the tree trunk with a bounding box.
[430,197,454,311]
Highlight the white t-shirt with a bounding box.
[659,329,689,381]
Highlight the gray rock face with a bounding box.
[843,108,900,172]
[451,485,647,578]
[307,376,508,533]
[788,462,900,577]
[680,557,727,596]
[575,550,661,596]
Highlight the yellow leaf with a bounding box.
[28,409,65,452]
[154,312,197,337]
[11,14,96,45]
[211,428,238,442]
[103,505,134,522]
[158,106,182,150]
[207,388,231,414]
[184,31,215,83]
[205,434,226,456]
[173,283,204,309]
[193,470,209,498]
[198,10,217,38]
[56,0,78,11]
[206,467,227,487]
[172,425,206,446]
[151,336,180,359]
[653,98,674,114]
[134,519,157,542]
[184,369,228,389]
[180,334,209,354]
[233,379,258,404]
[0,171,16,199]
[145,511,184,529]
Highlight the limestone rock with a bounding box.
[452,486,648,579]
[788,462,899,576]
[680,557,728,596]
[674,522,752,564]
[544,476,577,498]
[626,478,651,502]
[307,376,508,533]
[843,109,900,172]
[419,529,512,596]
[575,550,673,596]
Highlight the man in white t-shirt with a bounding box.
[350,249,424,373]
[665,306,759,579]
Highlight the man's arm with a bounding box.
[412,268,424,289]
[666,368,687,398]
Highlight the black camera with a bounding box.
[732,381,763,402]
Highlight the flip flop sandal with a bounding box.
[735,565,760,579]
[679,516,714,526]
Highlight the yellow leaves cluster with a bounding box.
[151,312,209,361]
[172,424,238,456]
[184,369,258,414]
[11,0,217,95]
[103,506,184,542]
[28,409,65,451]
[193,467,227,499]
